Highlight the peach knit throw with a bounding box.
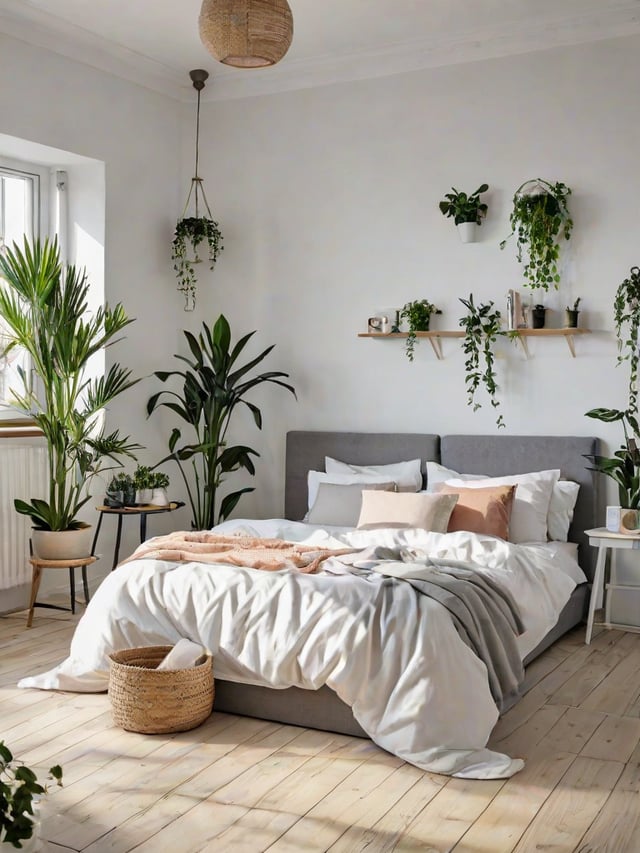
[120,531,355,574]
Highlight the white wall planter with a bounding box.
[457,222,477,243]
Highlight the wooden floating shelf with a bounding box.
[358,328,591,359]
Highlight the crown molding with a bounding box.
[0,1,639,103]
[0,0,185,100]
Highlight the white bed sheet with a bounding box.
[18,520,583,781]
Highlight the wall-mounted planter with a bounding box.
[456,222,477,243]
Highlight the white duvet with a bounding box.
[18,520,584,779]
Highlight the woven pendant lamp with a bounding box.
[199,0,293,68]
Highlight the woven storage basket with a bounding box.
[109,645,214,734]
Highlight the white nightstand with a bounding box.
[585,527,640,644]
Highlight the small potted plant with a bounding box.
[438,184,489,243]
[133,465,154,505]
[532,304,546,329]
[0,741,62,850]
[172,217,223,312]
[105,473,136,508]
[400,300,442,361]
[500,178,573,290]
[565,297,581,328]
[150,471,170,507]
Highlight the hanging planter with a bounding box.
[438,184,489,244]
[172,69,224,312]
[500,178,572,291]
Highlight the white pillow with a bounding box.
[442,470,561,544]
[325,456,423,492]
[548,480,581,542]
[426,461,486,491]
[427,461,577,542]
[307,470,397,512]
[307,481,395,527]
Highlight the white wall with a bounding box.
[0,34,189,593]
[187,34,640,518]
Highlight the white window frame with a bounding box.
[0,156,51,423]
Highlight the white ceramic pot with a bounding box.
[136,489,153,505]
[456,221,477,243]
[150,488,169,507]
[31,525,93,561]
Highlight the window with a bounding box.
[0,158,49,422]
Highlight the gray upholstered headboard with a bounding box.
[284,431,602,580]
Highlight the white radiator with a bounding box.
[0,442,48,611]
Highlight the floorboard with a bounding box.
[2,612,640,852]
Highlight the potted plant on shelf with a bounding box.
[500,178,573,290]
[400,299,442,362]
[0,238,141,560]
[458,294,508,428]
[0,740,62,850]
[172,217,223,313]
[147,314,296,529]
[438,184,489,243]
[565,297,581,328]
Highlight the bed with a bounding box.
[213,431,601,736]
[18,431,602,779]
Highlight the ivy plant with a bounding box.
[171,217,223,312]
[614,266,640,416]
[400,299,441,362]
[458,294,507,428]
[500,179,573,290]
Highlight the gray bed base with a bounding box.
[214,431,602,736]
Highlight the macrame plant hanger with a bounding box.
[182,69,214,225]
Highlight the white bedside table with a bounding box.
[585,527,640,644]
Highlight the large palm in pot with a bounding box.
[0,238,140,539]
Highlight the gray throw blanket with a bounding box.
[331,547,525,713]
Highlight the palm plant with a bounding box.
[0,238,140,530]
[147,314,295,529]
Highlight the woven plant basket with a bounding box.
[109,646,214,734]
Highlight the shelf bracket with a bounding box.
[427,336,444,360]
[565,333,577,358]
[515,333,530,359]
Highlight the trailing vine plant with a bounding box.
[500,178,573,290]
[458,294,507,428]
[172,217,223,312]
[614,266,640,416]
[400,299,441,362]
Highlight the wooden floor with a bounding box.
[2,610,640,853]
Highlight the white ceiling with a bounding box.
[1,0,639,101]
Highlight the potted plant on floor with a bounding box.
[500,178,573,290]
[400,299,442,361]
[0,238,141,559]
[0,740,62,850]
[584,407,640,509]
[438,183,489,243]
[147,314,296,529]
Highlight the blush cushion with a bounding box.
[435,484,517,540]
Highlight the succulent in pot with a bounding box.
[565,297,581,328]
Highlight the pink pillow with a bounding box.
[435,484,516,540]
